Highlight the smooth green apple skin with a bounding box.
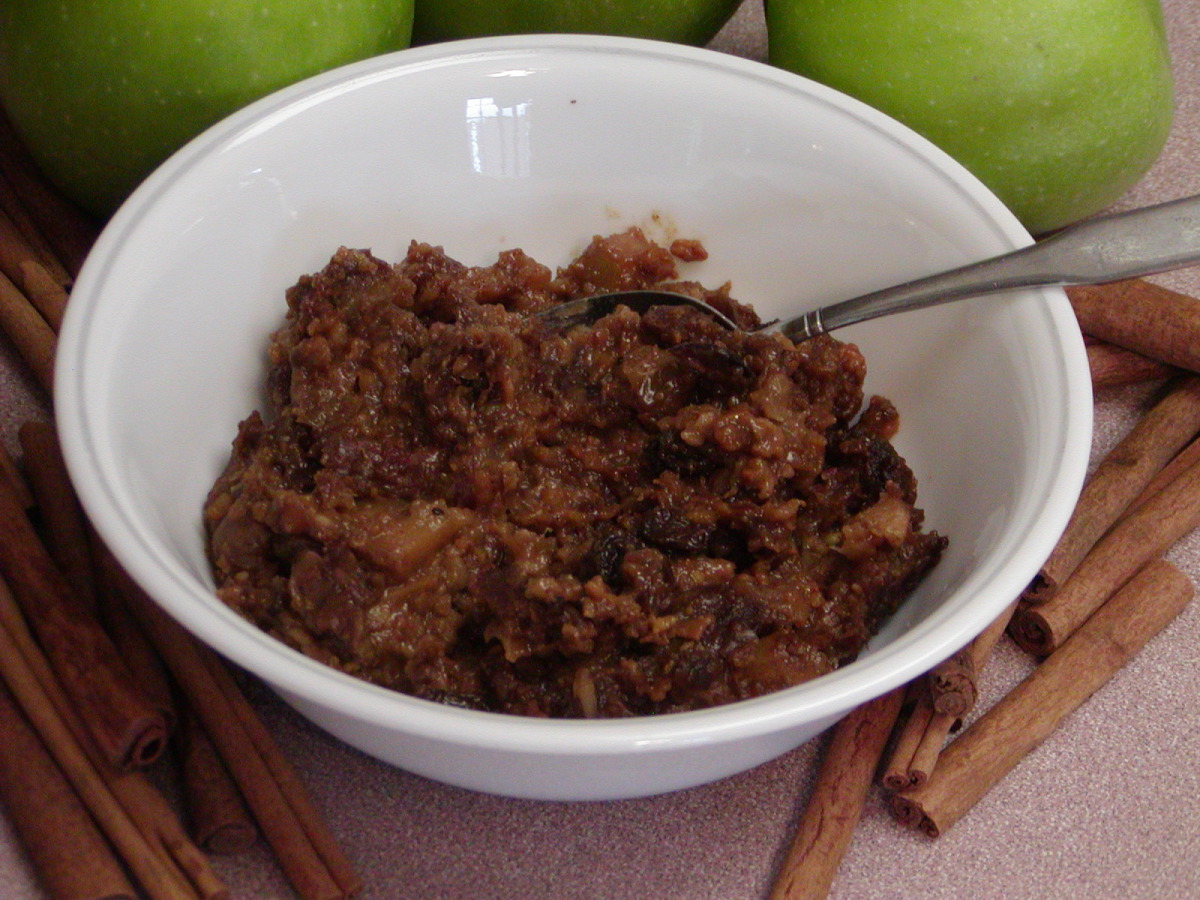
[413,0,742,46]
[0,1,414,218]
[766,0,1174,234]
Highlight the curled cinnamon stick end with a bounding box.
[179,709,257,856]
[769,687,904,900]
[927,601,1017,718]
[906,711,957,787]
[889,792,936,836]
[86,543,177,736]
[927,652,976,719]
[0,678,137,900]
[896,559,1192,838]
[1007,605,1054,656]
[880,684,933,792]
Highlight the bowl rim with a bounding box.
[55,33,1092,755]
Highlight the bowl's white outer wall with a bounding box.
[56,36,1091,800]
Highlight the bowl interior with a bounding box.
[57,37,1090,749]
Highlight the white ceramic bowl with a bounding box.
[56,35,1091,801]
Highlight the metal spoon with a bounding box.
[538,194,1200,340]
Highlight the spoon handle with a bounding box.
[770,193,1200,340]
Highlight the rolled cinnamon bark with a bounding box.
[770,688,904,900]
[1012,450,1200,655]
[89,546,176,730]
[0,109,95,278]
[1128,433,1200,516]
[19,421,177,730]
[178,707,258,855]
[18,422,98,610]
[881,684,933,792]
[928,601,1017,718]
[125,585,359,900]
[884,602,1017,790]
[894,559,1192,837]
[926,653,975,717]
[0,170,71,287]
[0,444,32,510]
[0,576,217,900]
[0,207,68,331]
[0,269,55,394]
[1087,340,1175,388]
[906,709,957,788]
[1069,279,1200,373]
[19,258,68,332]
[0,451,168,769]
[0,678,135,900]
[1023,376,1200,605]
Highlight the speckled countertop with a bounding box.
[1,2,1199,898]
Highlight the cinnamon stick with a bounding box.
[905,709,958,789]
[178,707,258,855]
[88,546,176,728]
[0,443,33,510]
[20,258,68,332]
[0,109,96,278]
[0,449,167,769]
[880,683,933,792]
[0,269,55,394]
[0,207,69,331]
[1011,450,1200,655]
[200,647,360,896]
[882,698,959,793]
[17,421,176,729]
[1086,340,1175,388]
[893,559,1192,837]
[1127,432,1200,516]
[769,687,903,900]
[0,170,71,287]
[95,546,258,857]
[1023,376,1200,605]
[124,584,360,900]
[18,422,98,610]
[882,602,1017,790]
[18,417,259,861]
[927,601,1018,718]
[0,678,135,900]
[0,575,221,900]
[926,653,975,717]
[1069,279,1200,373]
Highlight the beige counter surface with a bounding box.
[1,2,1198,897]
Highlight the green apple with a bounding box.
[413,0,742,46]
[0,1,414,218]
[766,0,1174,234]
